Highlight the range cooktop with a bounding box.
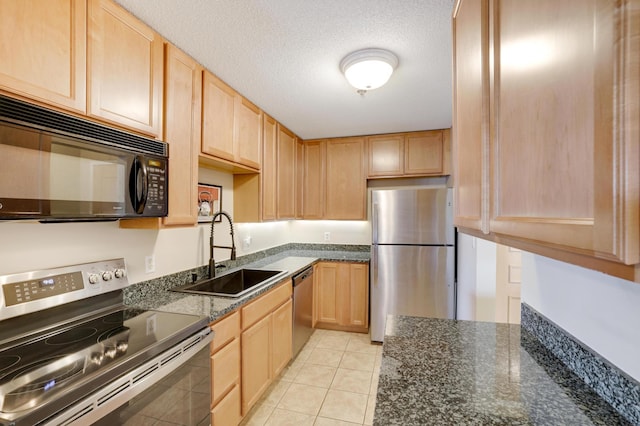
[0,307,203,415]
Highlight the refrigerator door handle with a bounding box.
[372,202,379,244]
[372,244,378,287]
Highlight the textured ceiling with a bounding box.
[114,0,455,140]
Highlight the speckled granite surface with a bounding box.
[375,316,630,426]
[521,303,640,425]
[123,244,369,323]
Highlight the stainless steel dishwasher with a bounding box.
[292,266,314,358]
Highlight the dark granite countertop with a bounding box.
[123,246,369,323]
[374,316,629,426]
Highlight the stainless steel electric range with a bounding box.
[0,259,213,426]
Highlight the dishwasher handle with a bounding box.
[292,266,314,287]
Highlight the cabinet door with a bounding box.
[325,137,366,220]
[211,338,240,406]
[345,263,369,329]
[262,114,277,221]
[404,131,444,175]
[234,96,261,169]
[295,138,304,219]
[271,299,293,377]
[202,71,235,162]
[490,0,639,264]
[88,0,163,136]
[276,125,296,219]
[211,384,241,426]
[453,0,489,233]
[303,140,326,219]
[368,134,404,177]
[163,44,201,226]
[0,0,86,113]
[241,314,271,415]
[315,262,340,324]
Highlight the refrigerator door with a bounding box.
[370,245,455,342]
[372,187,453,245]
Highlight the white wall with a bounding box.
[455,233,497,321]
[522,252,640,382]
[456,233,477,320]
[0,167,370,284]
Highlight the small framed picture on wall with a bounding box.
[197,183,222,223]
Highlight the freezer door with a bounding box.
[372,187,453,245]
[370,245,455,342]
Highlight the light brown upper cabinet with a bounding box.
[301,137,365,220]
[452,0,489,233]
[120,43,202,230]
[0,0,87,113]
[276,124,296,219]
[161,44,202,226]
[234,96,262,169]
[261,114,278,221]
[88,0,163,137]
[295,138,305,219]
[233,118,302,223]
[202,72,235,163]
[453,0,640,278]
[303,140,326,219]
[325,137,367,220]
[201,71,262,171]
[368,130,450,178]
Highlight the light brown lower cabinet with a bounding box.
[211,384,241,426]
[241,314,272,414]
[209,311,241,425]
[240,281,293,416]
[313,262,369,333]
[209,281,292,424]
[271,299,293,377]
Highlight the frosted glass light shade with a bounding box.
[340,48,398,91]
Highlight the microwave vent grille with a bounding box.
[0,95,167,157]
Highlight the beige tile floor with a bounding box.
[240,329,382,426]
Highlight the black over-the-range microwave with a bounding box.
[0,95,168,221]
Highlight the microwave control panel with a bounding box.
[145,159,167,214]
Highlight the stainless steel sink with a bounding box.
[171,268,287,298]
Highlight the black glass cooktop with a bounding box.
[0,308,206,415]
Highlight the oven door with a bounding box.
[44,328,213,426]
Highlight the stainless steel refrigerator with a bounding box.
[370,187,455,342]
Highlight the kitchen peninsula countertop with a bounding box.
[123,246,369,323]
[375,316,629,425]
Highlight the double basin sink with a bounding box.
[171,268,288,298]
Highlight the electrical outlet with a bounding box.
[145,255,156,273]
[243,236,252,249]
[324,231,331,241]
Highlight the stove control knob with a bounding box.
[114,268,126,279]
[90,352,104,365]
[88,273,100,285]
[102,271,113,281]
[116,341,129,353]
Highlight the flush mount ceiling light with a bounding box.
[340,48,399,94]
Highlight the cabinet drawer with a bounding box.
[242,281,291,329]
[210,311,240,352]
[211,337,240,406]
[211,383,241,426]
